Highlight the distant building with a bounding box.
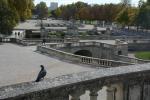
[49,2,58,11]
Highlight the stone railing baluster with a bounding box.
[90,89,99,100]
[70,89,85,100]
[88,83,103,100]
[107,86,117,100]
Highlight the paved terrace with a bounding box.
[0,43,94,87]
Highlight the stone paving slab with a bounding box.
[0,43,94,87]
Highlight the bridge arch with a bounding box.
[74,50,92,57]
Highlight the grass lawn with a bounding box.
[135,51,150,60]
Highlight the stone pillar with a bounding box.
[107,86,116,100]
[70,89,85,100]
[89,87,102,100]
[90,90,98,100]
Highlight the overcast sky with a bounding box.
[34,0,141,7]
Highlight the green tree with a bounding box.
[128,7,138,26]
[0,0,17,36]
[35,2,48,19]
[7,0,34,21]
[116,8,129,27]
[137,0,150,29]
[54,2,125,22]
[55,8,62,18]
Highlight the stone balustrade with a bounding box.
[0,63,150,100]
[12,38,64,46]
[37,45,132,67]
[12,38,80,46]
[45,41,115,49]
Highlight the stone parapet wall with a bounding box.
[1,63,150,100]
[42,41,128,60]
[37,45,132,67]
[47,42,115,49]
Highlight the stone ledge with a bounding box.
[0,63,150,99]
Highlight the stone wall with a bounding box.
[1,63,150,100]
[124,80,150,100]
[59,46,115,59]
[37,45,131,67]
[51,41,128,60]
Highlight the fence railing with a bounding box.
[37,46,132,67]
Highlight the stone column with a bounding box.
[90,90,98,100]
[89,87,102,100]
[70,89,85,100]
[107,86,117,100]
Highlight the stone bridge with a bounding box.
[45,41,127,58]
[0,63,150,100]
[37,44,132,68]
[37,41,150,67]
[49,41,128,60]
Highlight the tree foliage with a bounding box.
[116,8,129,26]
[0,0,34,36]
[7,0,34,21]
[0,0,17,35]
[116,7,138,27]
[34,1,48,19]
[52,1,149,29]
[52,2,123,22]
[136,0,150,29]
[115,0,150,29]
